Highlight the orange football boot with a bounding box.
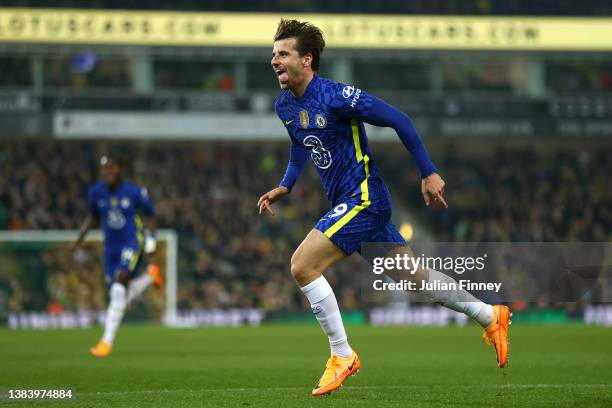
[148,263,164,289]
[482,305,512,368]
[312,351,361,397]
[89,340,112,358]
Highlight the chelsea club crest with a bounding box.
[315,113,327,128]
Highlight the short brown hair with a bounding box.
[274,19,325,71]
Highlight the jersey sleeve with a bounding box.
[279,140,308,192]
[87,186,99,217]
[328,83,371,120]
[136,186,155,216]
[275,93,309,191]
[329,83,437,178]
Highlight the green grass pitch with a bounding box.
[1,324,612,407]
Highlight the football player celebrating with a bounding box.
[258,19,511,396]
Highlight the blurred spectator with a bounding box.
[546,63,612,94]
[43,56,131,89]
[442,59,516,93]
[153,60,236,91]
[0,57,32,88]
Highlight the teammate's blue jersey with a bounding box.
[88,180,154,254]
[275,74,388,207]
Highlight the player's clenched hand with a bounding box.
[70,242,85,258]
[70,242,87,263]
[421,173,448,208]
[257,186,289,216]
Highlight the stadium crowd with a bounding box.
[0,139,609,315]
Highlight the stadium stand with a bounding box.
[1,139,609,313]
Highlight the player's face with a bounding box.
[101,161,120,186]
[271,38,309,90]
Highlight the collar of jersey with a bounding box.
[290,74,319,103]
[105,180,125,193]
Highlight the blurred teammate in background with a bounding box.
[258,19,511,396]
[72,154,163,357]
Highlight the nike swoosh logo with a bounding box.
[347,356,357,371]
[285,120,293,125]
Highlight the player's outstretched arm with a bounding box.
[137,187,157,256]
[143,214,158,256]
[339,90,447,208]
[71,214,98,254]
[257,186,289,216]
[258,141,308,216]
[74,185,102,254]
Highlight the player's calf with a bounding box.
[290,229,344,286]
[91,270,129,357]
[291,229,356,391]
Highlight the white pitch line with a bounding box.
[80,384,612,396]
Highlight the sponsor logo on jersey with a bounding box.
[107,209,126,229]
[299,110,309,128]
[350,88,362,108]
[303,135,332,169]
[315,113,327,128]
[342,85,355,98]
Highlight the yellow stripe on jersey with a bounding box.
[352,120,363,162]
[325,120,372,238]
[130,214,145,271]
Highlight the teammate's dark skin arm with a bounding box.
[143,213,158,260]
[71,214,99,254]
[144,214,157,236]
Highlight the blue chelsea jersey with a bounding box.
[275,74,392,207]
[88,180,154,253]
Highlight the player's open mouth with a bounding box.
[275,69,289,84]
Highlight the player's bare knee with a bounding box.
[115,270,130,286]
[290,260,308,283]
[290,258,319,286]
[290,249,300,271]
